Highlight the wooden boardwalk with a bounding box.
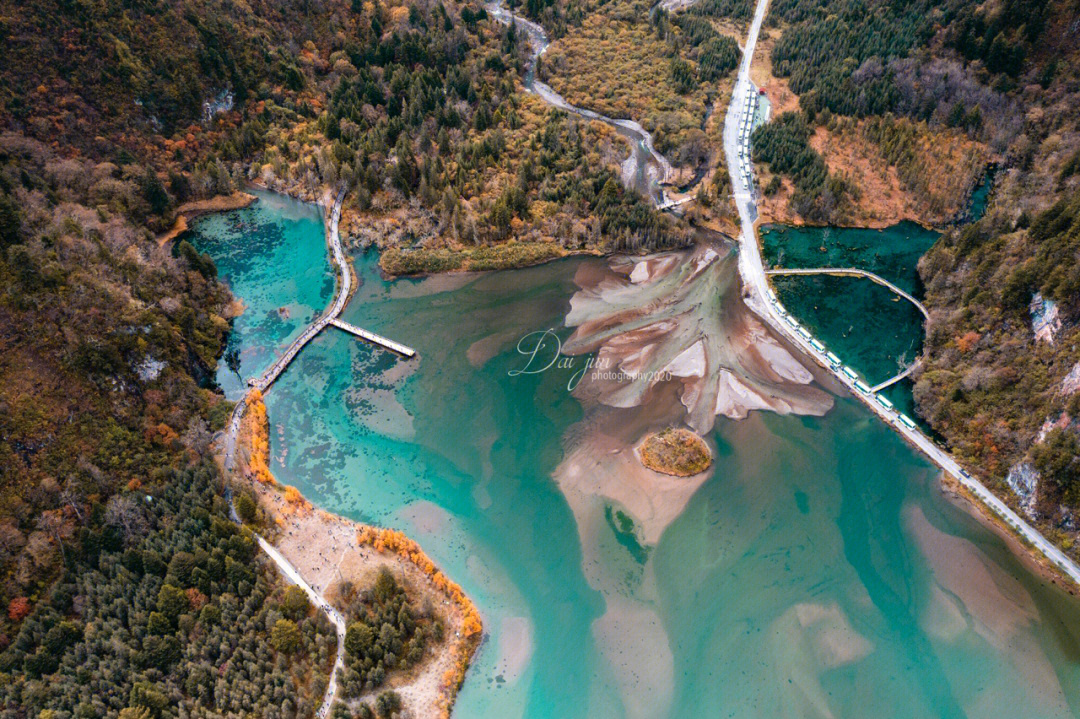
[764,267,930,320]
[329,318,416,357]
[765,267,929,392]
[223,187,413,715]
[243,187,413,394]
[871,359,920,392]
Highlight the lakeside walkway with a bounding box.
[764,267,927,392]
[764,267,930,320]
[870,360,921,392]
[222,186,412,717]
[725,0,1080,586]
[242,187,415,394]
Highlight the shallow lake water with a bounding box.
[191,196,1080,719]
[761,222,939,411]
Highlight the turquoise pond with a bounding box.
[185,189,335,399]
[760,223,940,416]
[190,194,1080,719]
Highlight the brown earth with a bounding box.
[157,191,257,245]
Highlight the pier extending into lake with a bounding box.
[244,187,414,393]
[329,318,416,357]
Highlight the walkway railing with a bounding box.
[764,267,929,320]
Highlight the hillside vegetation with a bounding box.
[0,0,688,711]
[912,0,1080,546]
[749,0,1032,226]
[537,0,742,222]
[0,130,340,715]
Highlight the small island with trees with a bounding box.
[637,428,713,476]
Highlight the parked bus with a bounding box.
[826,352,841,368]
[897,414,916,430]
[853,380,871,394]
[875,395,894,411]
[841,366,859,381]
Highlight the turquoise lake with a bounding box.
[191,194,1080,719]
[760,223,941,417]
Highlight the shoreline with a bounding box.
[230,389,483,718]
[210,184,484,717]
[156,190,257,245]
[937,471,1080,595]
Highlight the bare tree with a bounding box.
[105,494,149,546]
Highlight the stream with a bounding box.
[487,1,675,206]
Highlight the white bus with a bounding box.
[825,352,841,368]
[841,366,859,381]
[810,339,826,353]
[897,414,916,430]
[875,395,894,411]
[853,380,871,394]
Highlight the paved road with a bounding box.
[724,0,1080,586]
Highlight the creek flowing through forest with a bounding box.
[486,1,674,206]
[189,190,1080,719]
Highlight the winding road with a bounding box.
[487,1,675,206]
[726,0,1080,586]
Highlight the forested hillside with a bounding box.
[749,0,1032,226]
[1,0,686,274]
[534,0,744,226]
[914,0,1080,537]
[0,128,343,715]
